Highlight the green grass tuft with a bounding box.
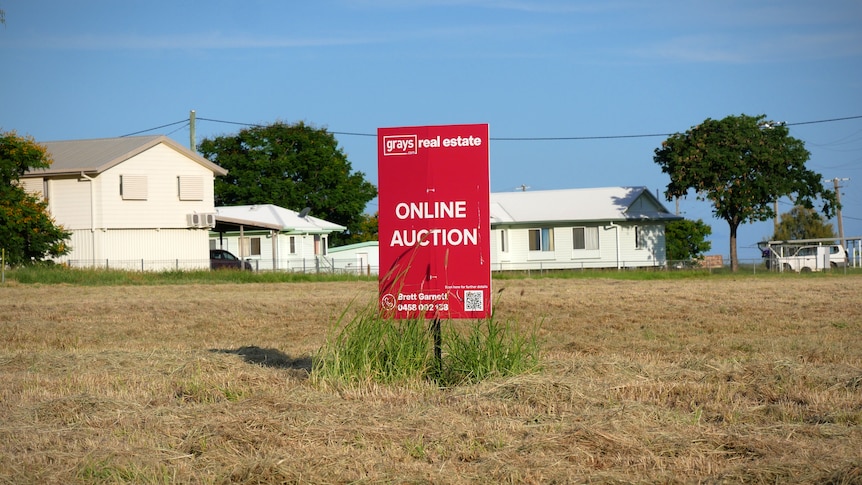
[444,316,541,385]
[312,300,541,387]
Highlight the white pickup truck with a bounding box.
[770,244,849,272]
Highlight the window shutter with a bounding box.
[178,175,204,201]
[120,175,148,200]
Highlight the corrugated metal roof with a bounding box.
[26,135,227,176]
[489,186,680,224]
[216,204,346,233]
[329,241,379,253]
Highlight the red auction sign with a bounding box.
[377,123,491,319]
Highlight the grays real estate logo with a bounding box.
[382,133,484,156]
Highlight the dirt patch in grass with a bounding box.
[1,276,860,483]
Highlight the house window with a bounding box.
[500,229,508,253]
[573,227,599,250]
[240,237,261,256]
[177,175,204,201]
[289,236,296,254]
[528,228,554,252]
[120,175,148,200]
[635,226,643,249]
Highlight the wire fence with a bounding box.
[51,256,858,275]
[60,257,379,275]
[5,249,858,276]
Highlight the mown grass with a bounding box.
[1,272,861,483]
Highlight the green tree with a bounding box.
[653,114,837,271]
[773,205,835,241]
[198,121,377,246]
[665,218,712,262]
[0,131,71,266]
[340,211,378,245]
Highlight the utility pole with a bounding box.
[833,177,849,243]
[773,200,779,235]
[189,110,196,152]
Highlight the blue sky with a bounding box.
[2,0,861,261]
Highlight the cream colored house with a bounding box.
[22,135,227,270]
[489,187,681,270]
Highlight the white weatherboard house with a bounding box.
[22,135,227,270]
[326,187,680,276]
[489,187,681,270]
[211,204,346,272]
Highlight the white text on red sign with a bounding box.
[383,134,484,156]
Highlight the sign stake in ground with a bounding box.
[377,124,492,322]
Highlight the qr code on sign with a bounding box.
[463,290,484,312]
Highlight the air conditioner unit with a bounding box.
[204,213,217,228]
[187,213,202,227]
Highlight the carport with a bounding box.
[211,216,291,271]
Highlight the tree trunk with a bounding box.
[729,221,740,272]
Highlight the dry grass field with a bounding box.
[1,275,861,484]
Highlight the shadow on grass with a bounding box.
[211,346,313,372]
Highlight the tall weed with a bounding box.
[312,301,541,387]
[443,315,541,386]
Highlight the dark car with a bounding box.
[209,249,253,270]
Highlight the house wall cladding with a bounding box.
[490,222,667,270]
[99,144,216,229]
[64,228,210,271]
[46,176,94,230]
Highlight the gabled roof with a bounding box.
[490,186,681,225]
[25,135,227,177]
[215,204,346,234]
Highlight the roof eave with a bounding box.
[214,215,286,231]
[22,168,100,178]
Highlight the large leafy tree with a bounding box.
[665,218,712,262]
[198,121,377,246]
[0,131,71,266]
[340,211,378,245]
[773,205,835,241]
[654,114,837,271]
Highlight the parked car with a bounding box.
[771,244,848,272]
[209,249,253,270]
